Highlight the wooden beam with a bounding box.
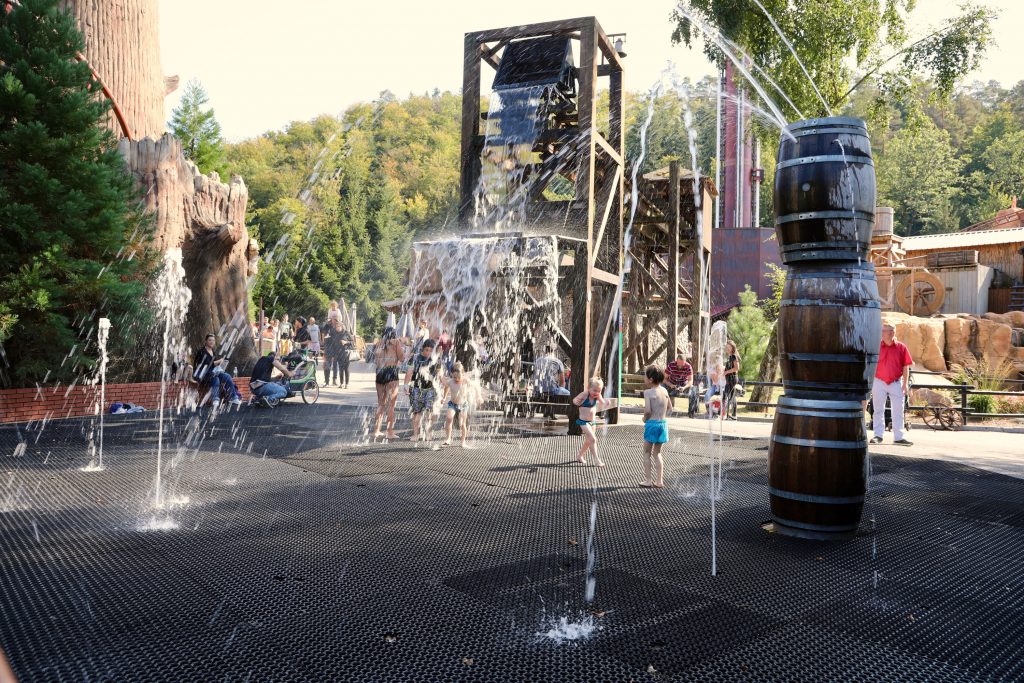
[458,34,482,221]
[480,48,500,71]
[592,130,623,167]
[593,18,625,73]
[591,267,619,286]
[591,167,621,267]
[569,242,591,434]
[467,17,593,43]
[667,161,681,364]
[626,252,670,301]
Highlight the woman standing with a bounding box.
[723,340,741,420]
[373,326,404,440]
[333,321,354,389]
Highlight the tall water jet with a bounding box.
[81,318,111,472]
[150,248,192,514]
[705,319,728,576]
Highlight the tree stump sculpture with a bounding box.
[65,0,258,367]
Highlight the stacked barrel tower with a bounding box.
[768,117,882,540]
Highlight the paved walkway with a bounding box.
[317,363,1024,479]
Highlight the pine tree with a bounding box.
[169,79,227,177]
[727,286,772,381]
[0,0,152,386]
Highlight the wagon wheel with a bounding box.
[301,379,320,404]
[939,407,963,431]
[895,272,944,315]
[921,406,945,430]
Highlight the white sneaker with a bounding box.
[211,400,221,411]
[230,397,242,406]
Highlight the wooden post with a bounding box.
[568,242,591,435]
[458,33,482,221]
[668,161,681,364]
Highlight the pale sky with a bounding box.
[159,0,1024,142]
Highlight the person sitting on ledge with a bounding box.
[532,345,570,397]
[663,350,698,417]
[191,333,242,409]
[249,350,293,406]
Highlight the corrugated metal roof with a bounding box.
[902,227,1024,250]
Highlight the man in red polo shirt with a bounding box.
[870,323,913,446]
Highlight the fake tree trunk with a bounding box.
[61,0,170,140]
[750,320,779,406]
[65,0,258,369]
[119,135,260,368]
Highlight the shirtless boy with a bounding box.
[641,366,671,488]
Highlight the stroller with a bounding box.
[867,393,911,433]
[258,350,320,407]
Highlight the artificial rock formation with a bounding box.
[883,311,1023,376]
[119,135,258,366]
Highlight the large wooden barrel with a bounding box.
[769,396,867,539]
[778,262,881,401]
[774,117,876,263]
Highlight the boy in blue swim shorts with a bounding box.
[641,366,670,488]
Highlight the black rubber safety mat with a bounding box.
[1,404,1022,681]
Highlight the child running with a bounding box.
[572,377,609,467]
[641,366,671,488]
[442,362,474,448]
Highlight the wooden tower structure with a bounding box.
[623,162,715,373]
[458,17,625,433]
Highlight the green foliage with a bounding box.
[982,130,1024,198]
[0,0,152,386]
[624,79,719,176]
[950,357,1016,415]
[727,285,771,381]
[876,117,962,235]
[968,392,994,414]
[849,78,1024,233]
[169,79,227,178]
[226,91,462,331]
[760,263,786,321]
[671,0,994,120]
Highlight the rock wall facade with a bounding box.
[882,311,1024,375]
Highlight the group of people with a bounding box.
[372,323,477,447]
[566,367,672,489]
[661,341,742,420]
[251,302,356,388]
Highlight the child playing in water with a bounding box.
[641,366,671,488]
[442,362,475,448]
[572,377,608,467]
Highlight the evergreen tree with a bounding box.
[0,0,151,386]
[728,286,771,381]
[169,79,227,177]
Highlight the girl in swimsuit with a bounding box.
[572,377,608,467]
[373,326,403,440]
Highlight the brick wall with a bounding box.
[0,378,251,425]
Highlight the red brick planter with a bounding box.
[0,378,252,425]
